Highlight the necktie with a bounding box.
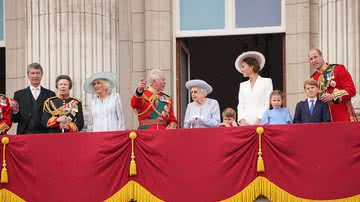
[309,100,315,114]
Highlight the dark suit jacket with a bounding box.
[11,86,56,134]
[293,99,331,123]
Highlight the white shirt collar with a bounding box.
[30,85,41,91]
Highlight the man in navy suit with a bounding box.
[11,63,56,134]
[293,79,331,123]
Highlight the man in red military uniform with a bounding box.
[308,48,358,122]
[131,69,177,130]
[0,94,13,134]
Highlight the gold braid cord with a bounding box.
[136,93,163,117]
[256,127,265,173]
[0,123,9,134]
[332,88,348,102]
[43,99,66,117]
[129,131,137,176]
[1,137,9,183]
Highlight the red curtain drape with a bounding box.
[0,122,359,202]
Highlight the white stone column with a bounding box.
[144,0,172,94]
[5,0,26,96]
[5,0,27,134]
[25,0,134,129]
[285,0,319,112]
[319,0,360,114]
[26,0,124,99]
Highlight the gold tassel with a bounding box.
[257,156,265,173]
[1,137,9,183]
[256,127,265,173]
[130,159,137,176]
[129,131,137,176]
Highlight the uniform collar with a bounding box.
[319,63,329,73]
[147,86,160,94]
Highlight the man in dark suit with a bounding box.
[293,79,331,123]
[11,63,56,134]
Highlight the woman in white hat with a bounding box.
[84,72,125,131]
[235,51,273,126]
[183,79,220,128]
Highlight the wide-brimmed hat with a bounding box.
[234,51,266,73]
[185,79,213,94]
[84,72,118,94]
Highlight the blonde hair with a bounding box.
[93,79,112,95]
[222,108,236,119]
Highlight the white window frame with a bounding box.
[0,0,5,47]
[175,0,286,38]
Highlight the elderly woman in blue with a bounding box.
[184,79,220,128]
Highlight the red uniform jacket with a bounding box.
[0,95,12,134]
[131,87,177,130]
[312,64,357,122]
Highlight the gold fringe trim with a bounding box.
[104,180,163,202]
[222,176,360,202]
[0,189,26,202]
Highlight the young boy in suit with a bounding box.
[293,79,331,123]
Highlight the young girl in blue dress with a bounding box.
[261,90,292,125]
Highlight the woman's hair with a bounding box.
[269,90,285,109]
[243,57,260,73]
[222,108,236,119]
[93,79,112,95]
[55,75,73,89]
[147,69,165,84]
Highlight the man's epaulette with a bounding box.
[70,97,81,102]
[310,71,317,79]
[45,96,58,102]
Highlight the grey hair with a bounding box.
[191,87,208,97]
[147,69,165,84]
[199,88,208,97]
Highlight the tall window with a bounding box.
[235,0,281,28]
[180,0,225,31]
[176,0,285,37]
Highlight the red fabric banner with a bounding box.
[0,122,359,202]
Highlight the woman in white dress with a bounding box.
[235,51,273,126]
[183,79,220,128]
[84,72,125,131]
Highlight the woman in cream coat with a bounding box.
[235,51,273,126]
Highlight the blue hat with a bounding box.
[84,72,118,94]
[185,79,213,94]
